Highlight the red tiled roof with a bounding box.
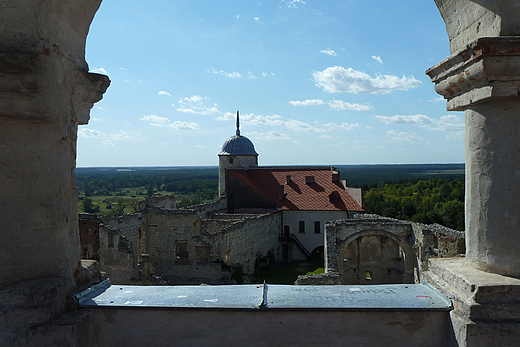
[227,167,364,212]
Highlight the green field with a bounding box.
[252,261,325,284]
[78,188,200,215]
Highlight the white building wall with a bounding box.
[282,210,353,261]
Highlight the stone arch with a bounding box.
[338,229,418,285]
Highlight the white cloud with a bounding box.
[175,95,220,115]
[322,122,360,131]
[372,56,383,64]
[375,114,464,139]
[328,99,373,111]
[313,66,421,94]
[140,115,170,126]
[246,131,292,141]
[169,121,200,130]
[91,117,102,121]
[110,131,130,140]
[179,95,205,104]
[254,17,261,23]
[375,114,433,125]
[282,0,306,9]
[387,130,424,142]
[320,49,337,56]
[209,68,242,78]
[177,106,219,115]
[102,140,114,147]
[319,134,332,138]
[262,71,276,77]
[284,119,325,132]
[90,67,108,74]
[196,145,207,149]
[429,96,445,103]
[140,114,199,130]
[240,114,284,126]
[158,91,172,96]
[215,112,236,121]
[78,128,105,138]
[248,71,256,79]
[289,99,324,106]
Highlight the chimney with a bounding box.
[286,175,292,184]
[305,175,315,184]
[279,185,285,201]
[332,171,340,182]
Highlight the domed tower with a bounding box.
[218,111,258,196]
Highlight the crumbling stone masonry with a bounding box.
[297,214,464,286]
[93,196,282,284]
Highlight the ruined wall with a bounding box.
[187,196,227,219]
[412,222,465,272]
[322,214,464,285]
[100,214,143,280]
[144,209,201,276]
[98,224,134,284]
[79,214,101,261]
[205,212,282,274]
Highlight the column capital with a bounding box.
[427,37,520,111]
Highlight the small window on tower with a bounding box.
[314,221,320,234]
[229,158,233,164]
[299,221,305,233]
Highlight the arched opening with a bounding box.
[338,230,417,285]
[310,245,324,262]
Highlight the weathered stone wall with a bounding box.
[187,196,227,218]
[320,214,464,285]
[144,209,201,276]
[98,224,134,284]
[79,214,101,261]
[100,214,143,280]
[205,212,282,274]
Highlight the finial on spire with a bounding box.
[236,110,240,136]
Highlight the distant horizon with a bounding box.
[76,162,465,169]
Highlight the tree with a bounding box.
[82,198,100,213]
[146,183,154,197]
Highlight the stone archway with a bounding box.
[338,229,417,285]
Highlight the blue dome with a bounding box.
[219,135,258,156]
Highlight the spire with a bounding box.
[236,110,240,136]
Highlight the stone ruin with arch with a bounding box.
[3,0,520,346]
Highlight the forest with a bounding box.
[76,164,465,230]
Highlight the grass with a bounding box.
[252,260,324,285]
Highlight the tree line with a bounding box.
[76,166,465,230]
[363,178,464,230]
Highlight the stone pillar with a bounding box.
[0,1,108,344]
[423,1,520,345]
[428,37,520,276]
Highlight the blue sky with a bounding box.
[79,0,463,167]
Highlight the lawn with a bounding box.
[252,261,324,285]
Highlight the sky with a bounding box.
[79,0,464,167]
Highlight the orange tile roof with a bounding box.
[227,167,364,212]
